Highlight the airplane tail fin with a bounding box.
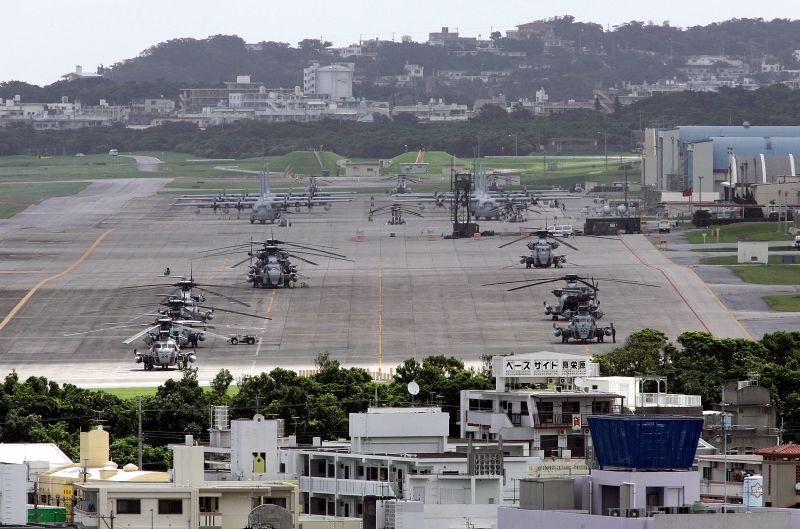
[260,163,271,198]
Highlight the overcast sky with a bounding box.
[1,0,797,85]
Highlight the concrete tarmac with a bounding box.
[0,182,754,386]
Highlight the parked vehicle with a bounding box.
[658,219,671,233]
[547,224,574,237]
[229,334,257,345]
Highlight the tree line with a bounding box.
[5,329,800,470]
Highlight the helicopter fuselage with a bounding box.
[134,337,197,370]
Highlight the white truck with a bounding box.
[658,219,671,233]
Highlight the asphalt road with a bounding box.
[0,182,757,386]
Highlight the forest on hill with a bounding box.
[2,17,799,105]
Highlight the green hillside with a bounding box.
[225,151,345,175]
[382,151,464,176]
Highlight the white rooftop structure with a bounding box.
[0,443,72,468]
[350,407,449,454]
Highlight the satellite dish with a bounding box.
[407,381,420,396]
[574,377,584,388]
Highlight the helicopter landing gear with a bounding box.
[161,364,168,370]
[144,358,154,371]
[526,262,532,269]
[552,315,558,321]
[177,358,186,370]
[561,336,568,343]
[597,336,603,343]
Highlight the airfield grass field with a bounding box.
[692,246,795,253]
[0,181,89,218]
[762,295,800,312]
[685,222,794,244]
[0,150,640,213]
[727,264,800,284]
[700,255,791,265]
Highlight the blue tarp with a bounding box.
[588,416,703,470]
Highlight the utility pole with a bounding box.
[137,398,143,469]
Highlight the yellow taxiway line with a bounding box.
[0,229,113,333]
[377,256,384,372]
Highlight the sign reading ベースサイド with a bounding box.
[502,357,589,377]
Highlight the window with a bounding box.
[158,499,183,515]
[199,497,219,513]
[117,499,141,514]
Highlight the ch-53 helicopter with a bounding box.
[498,230,579,268]
[553,305,614,344]
[487,274,660,322]
[204,239,351,289]
[368,203,425,225]
[383,175,423,195]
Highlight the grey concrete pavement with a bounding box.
[0,185,757,386]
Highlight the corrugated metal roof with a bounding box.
[710,137,800,170]
[0,443,72,468]
[677,126,800,143]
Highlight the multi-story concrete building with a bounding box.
[0,96,126,129]
[303,63,354,99]
[180,75,265,112]
[703,378,780,455]
[460,352,701,459]
[129,98,176,126]
[392,99,470,121]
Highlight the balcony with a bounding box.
[300,476,396,497]
[465,410,513,432]
[199,513,222,529]
[636,393,701,408]
[700,480,745,499]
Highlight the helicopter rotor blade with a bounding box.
[195,305,270,320]
[287,254,319,266]
[498,235,531,249]
[64,322,154,337]
[231,257,253,268]
[552,236,580,251]
[194,287,252,306]
[122,325,161,345]
[483,278,560,288]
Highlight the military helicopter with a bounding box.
[553,304,614,344]
[122,315,229,370]
[499,230,579,268]
[488,200,542,223]
[154,296,270,346]
[384,175,422,195]
[368,203,424,225]
[486,274,660,321]
[204,239,351,289]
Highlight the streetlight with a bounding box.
[507,133,519,156]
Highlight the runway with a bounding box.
[0,180,750,386]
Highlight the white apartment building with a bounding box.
[303,62,354,99]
